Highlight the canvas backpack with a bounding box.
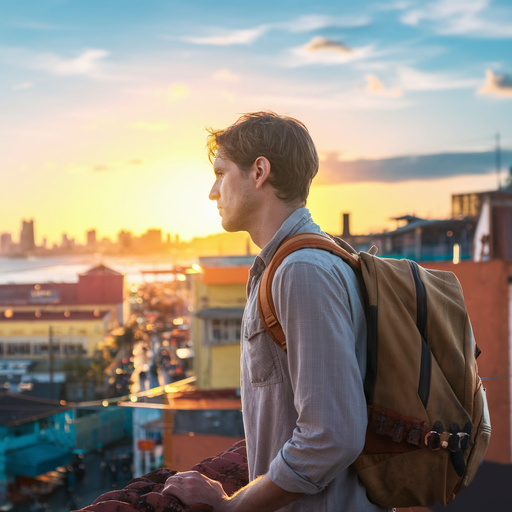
[257,232,491,509]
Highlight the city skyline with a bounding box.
[1,1,511,243]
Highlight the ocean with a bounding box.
[0,254,182,285]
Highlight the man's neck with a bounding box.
[248,203,302,249]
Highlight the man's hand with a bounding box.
[164,472,303,512]
[163,471,230,510]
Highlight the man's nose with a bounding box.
[209,182,219,201]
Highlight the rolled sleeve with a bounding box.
[267,258,368,495]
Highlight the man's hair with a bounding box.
[206,111,319,204]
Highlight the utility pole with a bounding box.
[496,132,501,190]
[49,326,54,400]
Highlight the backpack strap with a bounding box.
[257,232,361,353]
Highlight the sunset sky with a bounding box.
[1,0,512,246]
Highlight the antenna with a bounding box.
[496,132,501,190]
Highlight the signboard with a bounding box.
[29,289,60,304]
[137,440,154,451]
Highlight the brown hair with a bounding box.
[206,111,319,204]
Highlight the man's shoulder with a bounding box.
[277,246,351,277]
[270,244,362,302]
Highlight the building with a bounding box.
[86,229,97,248]
[118,379,243,476]
[0,393,74,508]
[20,220,35,253]
[139,229,162,253]
[453,181,512,262]
[0,234,12,256]
[367,215,474,261]
[191,255,253,390]
[0,264,124,360]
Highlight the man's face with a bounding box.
[209,156,255,233]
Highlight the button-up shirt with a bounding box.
[241,208,388,511]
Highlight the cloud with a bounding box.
[316,150,512,185]
[289,37,374,66]
[401,0,512,38]
[183,26,269,46]
[364,75,403,96]
[477,69,512,97]
[11,82,33,91]
[211,69,240,82]
[179,14,371,47]
[396,66,479,91]
[303,37,353,54]
[0,47,110,79]
[129,122,169,132]
[167,84,190,102]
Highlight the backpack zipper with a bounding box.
[408,260,431,409]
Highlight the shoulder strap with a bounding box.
[257,233,361,353]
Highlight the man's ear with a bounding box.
[253,156,271,190]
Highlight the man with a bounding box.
[163,112,388,511]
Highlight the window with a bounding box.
[7,343,31,355]
[63,344,84,355]
[207,318,241,346]
[34,343,60,355]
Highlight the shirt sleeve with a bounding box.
[267,258,368,495]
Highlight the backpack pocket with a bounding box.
[461,385,491,487]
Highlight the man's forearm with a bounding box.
[222,474,303,512]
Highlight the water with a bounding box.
[0,254,185,285]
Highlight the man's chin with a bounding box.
[221,219,243,233]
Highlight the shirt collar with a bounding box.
[249,207,313,280]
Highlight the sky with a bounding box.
[1,0,512,245]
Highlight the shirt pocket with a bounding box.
[244,315,283,387]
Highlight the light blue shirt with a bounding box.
[241,208,388,511]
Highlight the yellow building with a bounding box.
[191,256,253,390]
[0,310,110,358]
[0,265,124,358]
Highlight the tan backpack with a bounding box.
[257,232,491,508]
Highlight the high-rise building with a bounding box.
[118,230,132,251]
[0,233,12,255]
[20,220,35,252]
[140,229,162,252]
[87,229,97,247]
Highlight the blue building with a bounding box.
[0,393,74,508]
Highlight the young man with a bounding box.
[163,112,388,511]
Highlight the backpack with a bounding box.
[257,232,491,509]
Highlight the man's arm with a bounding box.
[162,471,303,512]
[267,258,368,493]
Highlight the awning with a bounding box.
[8,443,72,477]
[194,307,244,319]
